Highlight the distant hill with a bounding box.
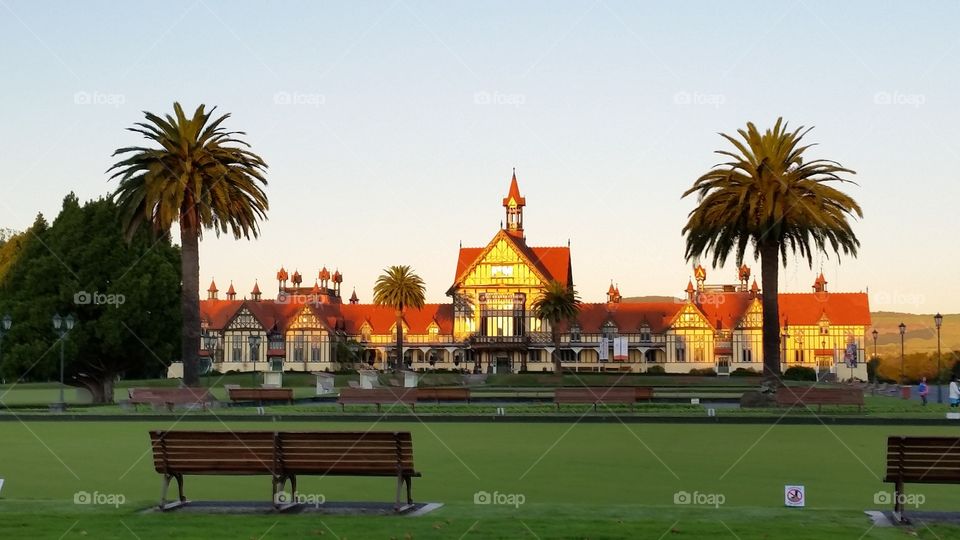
[869,311,959,356]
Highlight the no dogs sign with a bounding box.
[784,485,805,507]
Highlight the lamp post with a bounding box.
[0,314,11,374]
[248,335,261,388]
[871,328,878,385]
[935,313,944,404]
[202,331,218,388]
[898,322,906,387]
[51,314,75,412]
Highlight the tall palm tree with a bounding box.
[372,265,426,372]
[532,280,582,373]
[682,118,861,381]
[109,103,268,386]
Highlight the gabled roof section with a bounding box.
[779,293,870,326]
[565,302,683,334]
[449,229,571,293]
[339,304,454,335]
[200,299,242,330]
[697,292,757,330]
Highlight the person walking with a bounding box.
[949,376,960,408]
[918,377,929,406]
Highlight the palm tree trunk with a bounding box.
[180,225,200,387]
[395,310,403,374]
[552,323,561,373]
[760,241,782,383]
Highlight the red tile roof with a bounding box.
[778,292,870,326]
[698,292,757,330]
[338,303,453,334]
[565,302,683,334]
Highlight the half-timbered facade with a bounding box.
[179,171,871,380]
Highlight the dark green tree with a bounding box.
[0,194,181,402]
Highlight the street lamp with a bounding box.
[248,335,261,388]
[0,314,11,377]
[871,328,878,385]
[935,313,944,404]
[202,331,219,388]
[51,314,75,412]
[898,322,906,387]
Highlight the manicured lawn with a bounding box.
[0,421,958,538]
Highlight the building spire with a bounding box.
[502,169,525,239]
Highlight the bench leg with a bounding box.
[159,473,186,510]
[159,474,171,508]
[405,475,414,504]
[395,475,404,512]
[893,480,907,523]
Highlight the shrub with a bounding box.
[730,367,760,377]
[689,368,717,376]
[646,365,666,374]
[783,366,817,381]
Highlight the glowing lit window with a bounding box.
[490,265,513,278]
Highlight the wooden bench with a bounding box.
[149,430,422,511]
[417,388,470,403]
[554,387,636,411]
[634,387,654,402]
[884,436,960,522]
[227,387,294,405]
[337,388,417,412]
[774,386,864,412]
[128,388,216,412]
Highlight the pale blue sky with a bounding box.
[1,1,957,313]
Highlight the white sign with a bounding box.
[690,398,700,405]
[785,485,805,507]
[948,412,960,420]
[0,478,4,495]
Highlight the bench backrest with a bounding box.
[149,430,415,476]
[418,388,470,400]
[338,387,418,404]
[228,388,294,400]
[555,387,636,403]
[130,387,214,404]
[775,387,864,405]
[634,387,654,399]
[886,436,960,483]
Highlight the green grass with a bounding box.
[1,421,959,538]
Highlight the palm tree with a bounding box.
[109,103,268,386]
[532,280,582,373]
[682,118,861,381]
[372,265,426,372]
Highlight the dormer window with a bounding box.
[640,324,651,342]
[570,324,581,342]
[602,321,618,339]
[360,324,372,343]
[490,265,513,278]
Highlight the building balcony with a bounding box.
[469,335,530,349]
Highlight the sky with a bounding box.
[1,0,957,314]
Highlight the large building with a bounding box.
[186,172,871,379]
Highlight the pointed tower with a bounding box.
[276,266,289,292]
[251,281,262,302]
[607,282,621,303]
[693,264,707,291]
[226,282,237,301]
[813,272,828,293]
[502,169,526,239]
[685,279,696,302]
[207,279,219,300]
[332,269,342,295]
[349,288,359,305]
